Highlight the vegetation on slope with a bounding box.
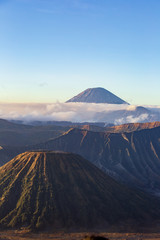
[0,151,160,230]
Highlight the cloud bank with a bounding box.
[0,102,159,125]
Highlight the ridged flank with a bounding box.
[34,127,160,193]
[0,151,160,230]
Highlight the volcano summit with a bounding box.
[66,87,128,104]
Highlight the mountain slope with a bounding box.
[34,127,160,194]
[66,88,128,104]
[0,151,160,230]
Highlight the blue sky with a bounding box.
[0,0,160,104]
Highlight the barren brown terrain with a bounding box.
[1,231,160,240]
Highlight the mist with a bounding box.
[0,102,160,125]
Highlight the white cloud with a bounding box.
[115,114,149,125]
[0,102,159,124]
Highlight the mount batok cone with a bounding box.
[0,151,160,230]
[66,87,128,104]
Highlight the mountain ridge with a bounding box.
[32,126,160,194]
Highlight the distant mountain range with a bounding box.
[0,151,160,230]
[66,87,129,104]
[0,119,70,146]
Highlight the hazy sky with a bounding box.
[0,0,160,104]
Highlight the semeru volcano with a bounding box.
[0,151,160,231]
[66,87,128,104]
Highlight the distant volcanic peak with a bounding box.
[135,106,150,113]
[66,87,129,104]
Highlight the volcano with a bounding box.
[0,151,160,230]
[66,87,128,104]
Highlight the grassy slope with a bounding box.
[0,152,160,230]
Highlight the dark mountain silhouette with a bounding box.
[0,119,70,147]
[0,146,12,166]
[0,151,160,230]
[10,119,107,127]
[66,87,128,104]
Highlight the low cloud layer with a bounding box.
[0,102,160,125]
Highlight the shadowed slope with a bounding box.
[0,119,70,147]
[0,151,160,230]
[34,127,160,193]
